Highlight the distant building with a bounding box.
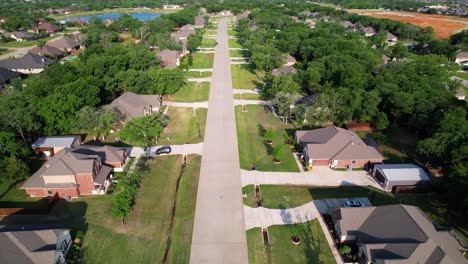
[3,31,35,42]
[163,4,183,10]
[47,36,80,53]
[29,45,65,58]
[386,32,398,45]
[195,15,205,28]
[235,10,251,21]
[359,26,376,37]
[271,65,297,77]
[340,21,355,31]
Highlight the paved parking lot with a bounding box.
[313,197,372,214]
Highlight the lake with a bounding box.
[61,12,161,23]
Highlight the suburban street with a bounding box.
[190,18,249,263]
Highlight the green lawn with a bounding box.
[454,71,468,80]
[228,29,237,36]
[169,82,210,102]
[47,155,200,264]
[231,64,262,89]
[247,220,335,264]
[243,185,397,209]
[200,38,216,48]
[159,107,207,145]
[184,70,212,78]
[228,39,243,48]
[188,53,214,69]
[230,49,250,57]
[0,49,14,56]
[235,105,299,172]
[234,93,262,100]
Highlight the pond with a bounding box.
[61,12,161,23]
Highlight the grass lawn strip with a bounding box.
[169,82,210,102]
[184,71,212,78]
[247,220,335,264]
[188,53,214,69]
[234,93,262,100]
[235,105,299,172]
[229,49,250,57]
[200,38,216,48]
[231,64,262,90]
[159,107,207,145]
[228,39,243,48]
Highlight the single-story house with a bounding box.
[386,32,398,45]
[0,227,72,264]
[29,44,65,58]
[372,164,430,192]
[0,52,55,74]
[332,204,467,263]
[71,19,87,27]
[320,16,332,22]
[284,55,296,66]
[104,19,115,26]
[47,36,80,52]
[0,66,22,87]
[271,65,297,77]
[219,10,232,16]
[456,88,466,100]
[195,15,205,28]
[340,21,355,30]
[3,31,35,42]
[158,49,180,69]
[21,145,127,198]
[296,126,384,168]
[360,26,376,37]
[108,92,162,121]
[455,51,468,65]
[34,22,59,34]
[31,135,82,157]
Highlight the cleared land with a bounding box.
[247,220,335,264]
[158,107,207,145]
[167,82,210,102]
[231,64,262,89]
[235,105,299,172]
[47,155,201,264]
[348,9,468,39]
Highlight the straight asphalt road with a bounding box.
[190,18,249,263]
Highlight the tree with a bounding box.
[265,75,300,99]
[112,186,134,225]
[148,68,186,95]
[120,114,168,147]
[75,106,100,140]
[386,42,408,61]
[0,132,29,157]
[270,144,283,163]
[0,156,29,183]
[272,92,300,124]
[264,127,274,144]
[340,245,352,255]
[96,107,122,141]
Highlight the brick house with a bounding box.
[296,126,384,169]
[21,145,127,198]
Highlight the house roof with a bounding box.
[94,165,113,185]
[47,36,80,50]
[236,10,251,20]
[361,26,376,35]
[4,31,34,40]
[35,22,59,32]
[29,45,65,57]
[272,65,297,77]
[296,126,384,161]
[285,55,296,65]
[340,21,354,28]
[456,51,468,60]
[31,135,80,149]
[0,228,69,264]
[71,33,86,42]
[375,164,430,182]
[386,32,398,40]
[21,145,125,189]
[0,67,21,86]
[0,52,55,70]
[334,205,466,263]
[195,15,205,27]
[109,92,162,120]
[158,49,179,69]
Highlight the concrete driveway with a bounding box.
[313,197,372,214]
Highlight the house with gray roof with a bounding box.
[3,31,35,42]
[332,204,467,263]
[340,21,355,30]
[386,32,398,45]
[455,51,468,65]
[108,92,162,121]
[0,52,55,74]
[0,227,72,264]
[158,49,180,69]
[47,36,80,52]
[195,15,205,28]
[29,44,65,58]
[272,65,297,77]
[360,26,377,37]
[296,126,384,169]
[21,144,127,198]
[372,164,430,192]
[31,135,82,157]
[0,66,22,87]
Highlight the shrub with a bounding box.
[340,245,352,255]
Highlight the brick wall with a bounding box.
[312,159,330,166]
[25,189,47,197]
[334,159,383,168]
[75,174,95,195]
[25,188,79,198]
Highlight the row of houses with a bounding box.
[2,21,60,42]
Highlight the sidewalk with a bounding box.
[163,101,208,108]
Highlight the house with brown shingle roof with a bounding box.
[195,15,205,28]
[34,22,59,34]
[108,92,162,121]
[332,205,467,263]
[29,45,65,58]
[47,36,80,52]
[296,126,384,168]
[21,145,127,198]
[359,26,377,37]
[386,32,398,45]
[157,49,180,69]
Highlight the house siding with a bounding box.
[75,174,95,195]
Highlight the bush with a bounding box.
[340,245,352,255]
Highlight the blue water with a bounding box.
[61,12,161,23]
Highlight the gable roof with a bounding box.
[35,22,59,32]
[109,92,162,120]
[195,15,205,27]
[375,164,430,182]
[47,36,80,50]
[31,135,80,149]
[0,52,55,71]
[158,49,179,69]
[386,32,398,40]
[272,65,297,77]
[456,51,468,60]
[3,31,34,40]
[296,126,384,161]
[29,45,65,57]
[0,67,21,86]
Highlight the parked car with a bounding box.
[155,146,171,155]
[343,200,364,208]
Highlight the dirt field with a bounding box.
[348,9,468,39]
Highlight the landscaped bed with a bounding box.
[231,64,262,89]
[158,107,207,145]
[167,82,210,102]
[46,155,201,264]
[247,220,335,264]
[235,105,299,172]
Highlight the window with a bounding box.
[352,160,356,164]
[47,190,53,195]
